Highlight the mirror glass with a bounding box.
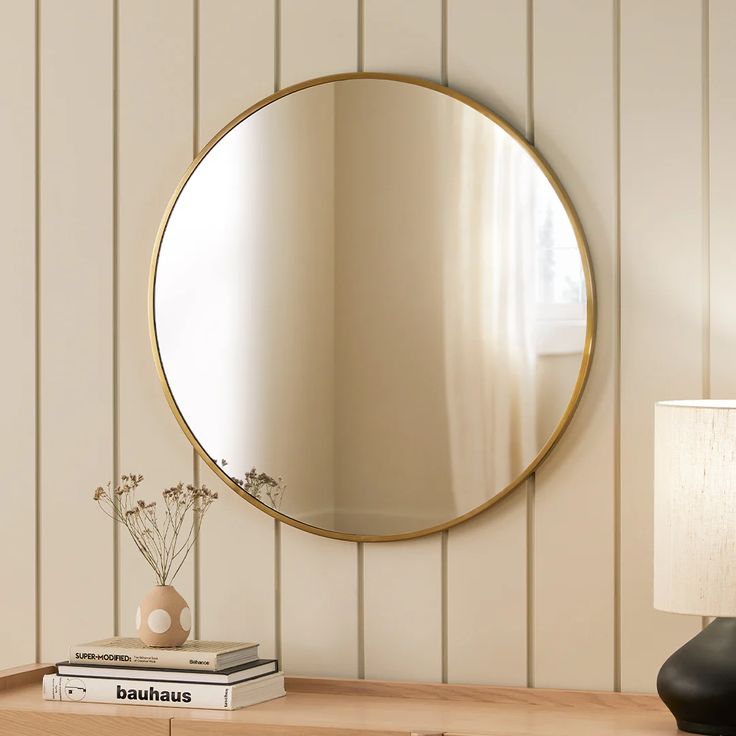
[153,76,592,539]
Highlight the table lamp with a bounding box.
[654,399,736,735]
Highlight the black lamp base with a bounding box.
[675,720,736,736]
[657,617,736,735]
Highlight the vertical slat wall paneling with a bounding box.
[444,0,528,687]
[38,0,114,661]
[279,0,360,678]
[281,0,358,84]
[364,0,442,78]
[198,0,275,146]
[446,498,527,685]
[445,0,528,133]
[620,0,704,692]
[280,529,358,677]
[364,537,443,682]
[531,0,616,691]
[3,0,723,688]
[118,0,195,636]
[362,0,444,683]
[710,0,736,399]
[197,0,277,654]
[0,0,37,669]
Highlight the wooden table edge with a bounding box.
[0,663,670,736]
[0,663,55,692]
[0,664,665,711]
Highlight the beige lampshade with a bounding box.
[654,400,736,616]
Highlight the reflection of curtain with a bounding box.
[444,125,537,511]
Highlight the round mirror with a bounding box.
[151,73,595,541]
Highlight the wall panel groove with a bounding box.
[274,0,282,666]
[526,0,535,693]
[526,0,534,142]
[34,0,41,667]
[613,0,622,694]
[357,0,365,72]
[357,542,365,679]
[700,1,710,638]
[701,0,710,404]
[112,0,120,640]
[526,479,535,688]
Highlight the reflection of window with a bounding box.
[534,191,586,356]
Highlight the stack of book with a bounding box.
[42,637,284,710]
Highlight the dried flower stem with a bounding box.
[94,474,217,586]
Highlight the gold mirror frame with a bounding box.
[149,72,596,543]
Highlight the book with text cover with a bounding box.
[57,657,277,685]
[43,671,285,710]
[69,638,258,672]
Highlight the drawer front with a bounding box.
[0,711,169,736]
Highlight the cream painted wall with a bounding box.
[0,0,732,694]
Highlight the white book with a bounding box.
[42,672,285,711]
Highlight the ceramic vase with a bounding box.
[136,585,192,647]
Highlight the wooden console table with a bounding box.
[0,664,676,735]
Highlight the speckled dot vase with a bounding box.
[136,585,192,647]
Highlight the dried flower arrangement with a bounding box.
[93,474,218,586]
[218,460,286,510]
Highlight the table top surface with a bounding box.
[0,665,678,735]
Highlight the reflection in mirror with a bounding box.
[153,77,591,538]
